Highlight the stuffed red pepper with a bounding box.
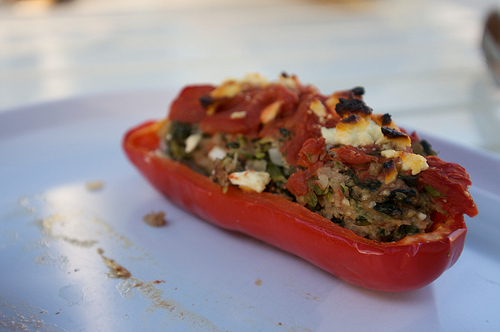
[123,73,478,292]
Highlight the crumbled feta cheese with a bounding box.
[381,149,429,175]
[321,117,411,149]
[321,118,384,147]
[417,212,427,221]
[268,147,283,166]
[317,173,329,190]
[380,149,399,159]
[279,73,299,89]
[208,146,227,160]
[228,170,271,193]
[325,95,340,112]
[399,152,429,175]
[230,111,247,119]
[185,133,202,153]
[260,101,283,124]
[211,73,269,100]
[309,98,327,119]
[320,126,337,145]
[210,80,241,99]
[242,73,269,86]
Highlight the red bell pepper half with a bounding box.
[123,120,469,293]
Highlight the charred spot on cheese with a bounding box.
[381,126,408,139]
[350,86,365,97]
[381,113,392,126]
[335,98,373,118]
[383,160,394,172]
[371,113,395,128]
[341,114,360,124]
[199,95,215,109]
[159,74,474,242]
[382,160,398,184]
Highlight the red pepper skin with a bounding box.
[123,120,468,293]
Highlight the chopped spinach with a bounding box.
[355,216,371,226]
[279,127,290,138]
[396,224,419,237]
[424,185,445,198]
[331,216,345,227]
[398,174,418,187]
[170,121,192,141]
[374,201,402,217]
[266,163,287,183]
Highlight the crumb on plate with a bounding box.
[142,211,167,227]
[85,180,103,191]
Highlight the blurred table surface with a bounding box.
[1,0,500,154]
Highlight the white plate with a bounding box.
[1,91,499,332]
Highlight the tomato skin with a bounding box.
[279,95,325,165]
[333,145,377,165]
[198,84,300,135]
[286,170,308,196]
[297,137,326,168]
[123,121,469,293]
[169,85,215,123]
[419,156,478,218]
